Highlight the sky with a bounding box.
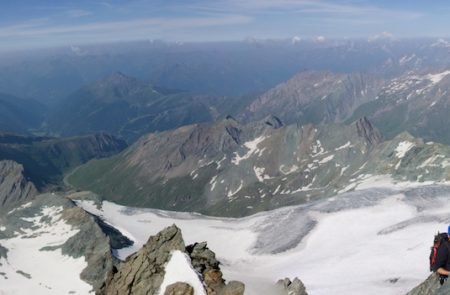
[1,0,450,50]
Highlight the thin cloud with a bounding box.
[66,9,93,18]
[185,0,422,20]
[0,15,253,38]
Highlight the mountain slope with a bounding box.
[0,93,45,134]
[348,69,450,144]
[0,133,127,188]
[240,71,383,125]
[0,160,37,212]
[47,72,245,142]
[67,116,450,217]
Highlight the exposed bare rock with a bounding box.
[99,224,185,295]
[164,282,194,295]
[355,117,382,146]
[407,273,450,295]
[276,277,308,295]
[218,281,245,295]
[0,160,37,212]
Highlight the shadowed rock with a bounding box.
[99,225,185,295]
[0,160,37,212]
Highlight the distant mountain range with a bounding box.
[4,38,450,106]
[45,72,250,142]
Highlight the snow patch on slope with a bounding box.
[0,206,91,294]
[395,141,415,158]
[158,250,206,295]
[232,136,266,165]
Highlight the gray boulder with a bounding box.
[276,277,308,295]
[164,282,194,295]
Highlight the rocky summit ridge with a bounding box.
[99,224,246,295]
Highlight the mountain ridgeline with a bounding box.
[67,116,450,217]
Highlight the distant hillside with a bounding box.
[0,92,45,134]
[347,69,450,144]
[240,71,384,125]
[67,116,450,217]
[46,72,250,142]
[0,133,127,189]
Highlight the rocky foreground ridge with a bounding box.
[408,273,450,295]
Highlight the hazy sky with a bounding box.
[1,0,450,49]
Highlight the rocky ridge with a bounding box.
[68,115,450,217]
[99,224,245,295]
[0,160,37,212]
[0,191,126,293]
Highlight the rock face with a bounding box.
[99,224,186,295]
[407,273,450,295]
[60,205,117,291]
[276,278,308,295]
[99,225,245,295]
[0,160,37,212]
[355,117,382,146]
[186,241,245,295]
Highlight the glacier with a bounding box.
[76,180,450,295]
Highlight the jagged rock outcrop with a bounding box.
[407,273,450,295]
[355,117,382,146]
[99,225,186,295]
[276,277,308,295]
[0,160,37,212]
[99,225,245,295]
[61,206,118,292]
[186,241,245,295]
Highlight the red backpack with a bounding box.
[430,232,449,271]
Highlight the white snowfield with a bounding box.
[158,250,206,295]
[77,177,450,295]
[0,206,91,295]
